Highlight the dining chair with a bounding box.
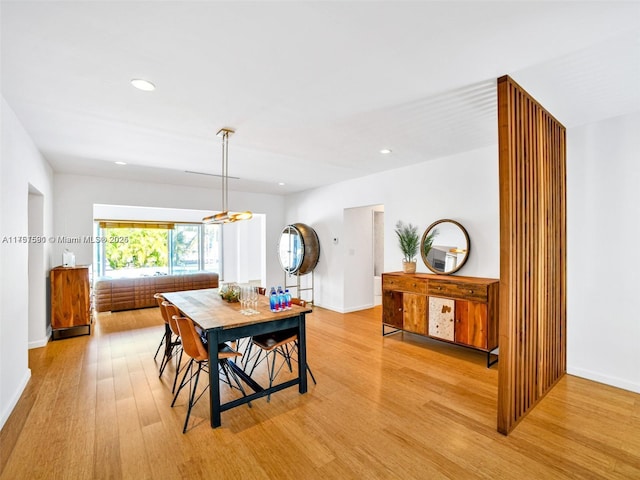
[154,294,182,379]
[161,301,186,393]
[171,316,248,433]
[277,297,317,385]
[245,298,316,401]
[152,293,167,360]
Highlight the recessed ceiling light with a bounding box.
[130,78,155,91]
[115,161,127,165]
[380,148,392,154]
[278,182,286,186]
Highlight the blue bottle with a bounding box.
[269,287,279,312]
[277,286,284,311]
[285,289,292,309]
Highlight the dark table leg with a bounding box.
[298,313,308,394]
[207,329,222,428]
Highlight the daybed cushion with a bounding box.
[94,272,219,312]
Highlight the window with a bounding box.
[102,227,169,277]
[96,222,221,278]
[171,224,199,274]
[203,223,222,274]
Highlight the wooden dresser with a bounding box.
[382,272,499,366]
[50,265,92,339]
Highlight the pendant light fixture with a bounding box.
[202,128,253,224]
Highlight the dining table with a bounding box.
[161,288,312,428]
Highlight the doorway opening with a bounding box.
[343,204,384,312]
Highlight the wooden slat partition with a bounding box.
[497,75,566,435]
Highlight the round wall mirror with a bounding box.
[420,219,470,275]
[277,223,320,275]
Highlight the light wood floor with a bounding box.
[1,306,639,479]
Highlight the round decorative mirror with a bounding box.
[420,219,470,275]
[277,223,320,274]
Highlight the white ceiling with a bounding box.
[2,1,639,195]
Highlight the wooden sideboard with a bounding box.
[382,272,499,366]
[50,265,92,339]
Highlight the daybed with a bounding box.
[94,272,219,312]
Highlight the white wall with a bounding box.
[285,145,501,312]
[28,188,47,345]
[567,111,640,393]
[0,98,54,430]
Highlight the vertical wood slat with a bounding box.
[497,76,567,435]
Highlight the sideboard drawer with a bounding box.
[427,280,488,302]
[383,275,427,294]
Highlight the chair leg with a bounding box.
[282,344,293,372]
[174,358,251,433]
[159,337,181,377]
[183,362,203,434]
[241,341,254,369]
[171,358,194,407]
[246,348,264,377]
[172,348,184,393]
[153,333,165,360]
[219,360,250,406]
[158,348,170,377]
[158,334,174,376]
[219,359,234,387]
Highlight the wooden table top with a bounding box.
[161,288,311,331]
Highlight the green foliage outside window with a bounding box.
[105,228,168,270]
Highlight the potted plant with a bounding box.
[394,221,419,273]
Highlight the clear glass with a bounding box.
[239,285,246,314]
[237,284,256,315]
[252,288,259,313]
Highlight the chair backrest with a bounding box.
[155,293,169,324]
[255,286,266,295]
[174,317,209,362]
[161,301,181,336]
[291,298,306,307]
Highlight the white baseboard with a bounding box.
[342,303,375,313]
[28,336,49,349]
[0,368,31,431]
[567,366,640,394]
[28,326,51,349]
[314,303,376,314]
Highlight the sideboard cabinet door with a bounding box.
[382,290,403,329]
[428,296,455,341]
[403,293,428,335]
[50,266,91,339]
[454,300,488,349]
